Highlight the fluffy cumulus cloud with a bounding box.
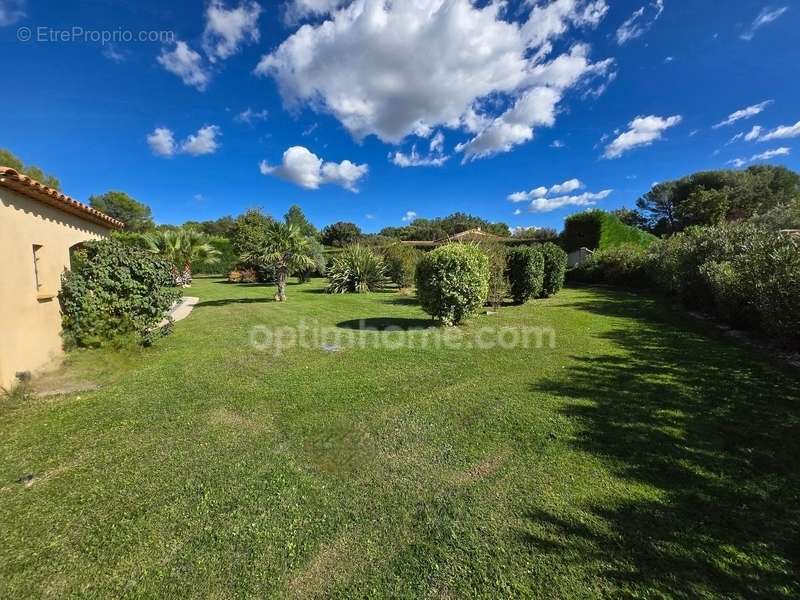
[713,100,772,128]
[203,0,262,62]
[603,114,682,159]
[508,178,610,212]
[401,211,417,222]
[741,6,789,41]
[0,0,26,26]
[147,128,177,157]
[147,125,221,157]
[728,147,791,168]
[615,0,664,45]
[257,0,613,160]
[158,41,211,90]
[260,146,368,192]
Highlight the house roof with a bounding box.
[0,166,124,229]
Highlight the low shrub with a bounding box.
[540,242,568,297]
[59,239,181,348]
[327,245,388,293]
[415,243,489,325]
[572,244,652,288]
[228,268,257,283]
[383,243,423,288]
[507,246,544,304]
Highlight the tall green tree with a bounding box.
[321,221,362,247]
[241,222,315,302]
[89,191,154,232]
[284,204,317,238]
[0,148,60,189]
[146,229,221,286]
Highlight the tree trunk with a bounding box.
[275,269,288,302]
[182,263,192,287]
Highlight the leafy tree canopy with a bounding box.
[636,165,800,234]
[0,148,60,190]
[321,221,362,247]
[89,191,154,232]
[379,212,510,241]
[284,204,318,238]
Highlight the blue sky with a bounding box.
[1,0,798,233]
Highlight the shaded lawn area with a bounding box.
[1,278,798,598]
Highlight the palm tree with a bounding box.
[146,229,221,286]
[241,221,315,302]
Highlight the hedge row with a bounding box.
[571,224,800,347]
[415,242,568,324]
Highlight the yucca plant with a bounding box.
[326,245,388,293]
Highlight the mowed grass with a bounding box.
[1,278,799,598]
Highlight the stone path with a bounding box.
[159,296,199,327]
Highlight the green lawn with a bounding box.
[1,278,798,598]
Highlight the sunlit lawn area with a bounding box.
[1,277,798,598]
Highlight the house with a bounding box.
[0,167,124,390]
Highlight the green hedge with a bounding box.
[507,246,544,304]
[540,242,567,297]
[59,240,181,348]
[415,243,489,325]
[562,210,656,252]
[571,225,800,347]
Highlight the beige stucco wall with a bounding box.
[0,187,112,389]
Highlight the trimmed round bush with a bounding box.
[326,244,388,293]
[540,242,567,297]
[59,239,181,348]
[507,246,544,304]
[415,243,490,325]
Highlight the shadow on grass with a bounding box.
[381,296,419,307]
[524,288,800,598]
[336,317,435,331]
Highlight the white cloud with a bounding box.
[147,128,177,157]
[758,120,800,142]
[550,139,565,148]
[616,0,664,45]
[285,0,348,22]
[744,125,763,141]
[401,211,417,222]
[713,100,772,128]
[203,0,261,62]
[0,0,25,26]
[235,107,269,124]
[147,125,221,157]
[158,41,211,90]
[728,147,791,167]
[391,131,448,167]
[530,190,612,212]
[102,44,128,62]
[727,132,745,145]
[741,6,789,41]
[260,146,368,192]
[508,178,595,211]
[508,186,548,203]
[257,0,612,160]
[549,178,583,194]
[181,125,222,155]
[603,114,682,159]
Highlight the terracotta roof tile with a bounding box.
[0,166,124,229]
